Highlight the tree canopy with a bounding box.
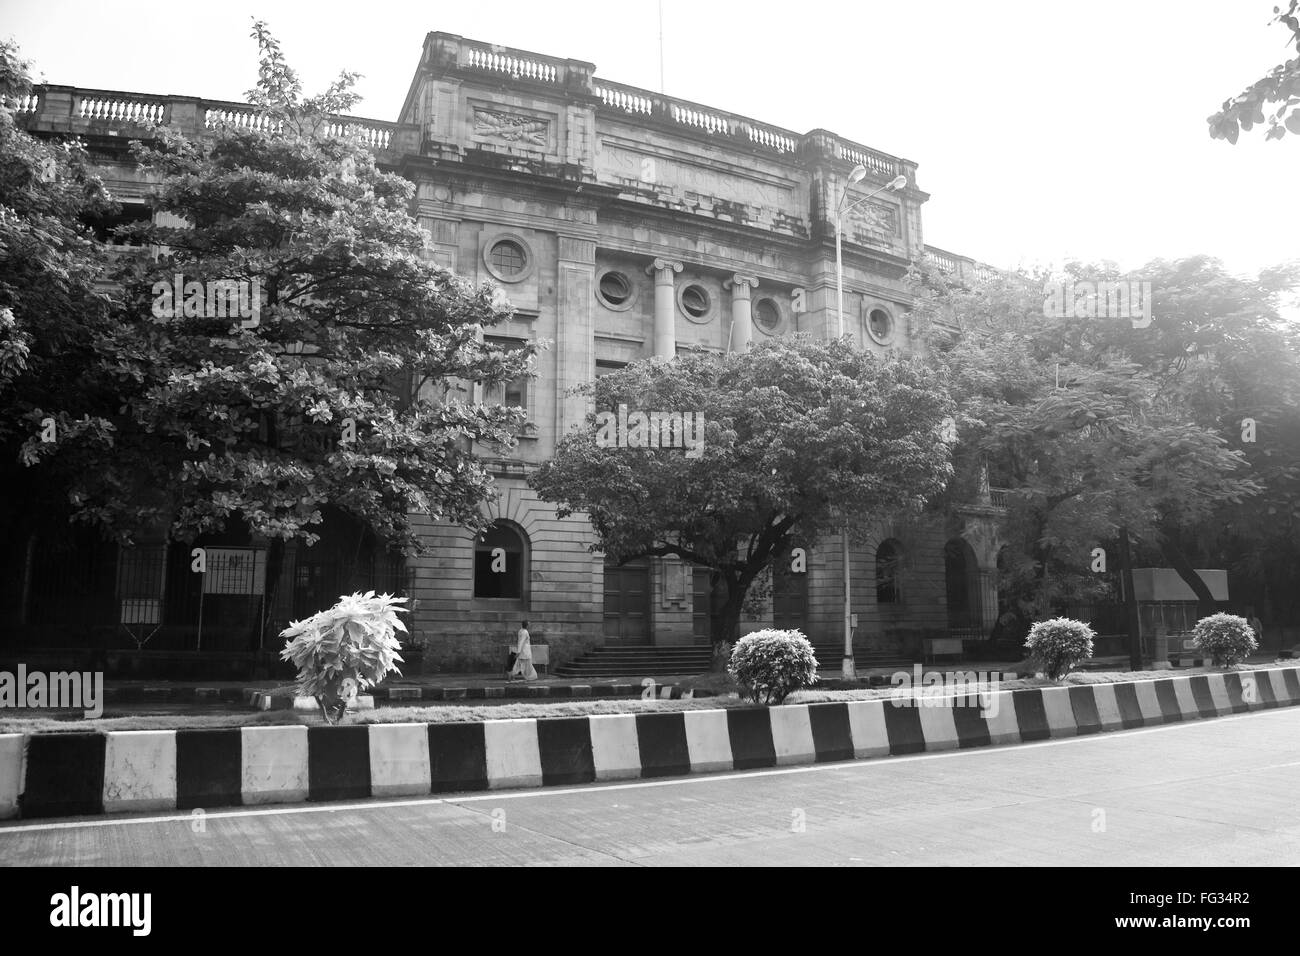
[911,257,1296,627]
[530,335,955,642]
[1208,1,1300,142]
[0,38,118,542]
[11,22,533,556]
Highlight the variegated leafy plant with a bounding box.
[280,590,407,723]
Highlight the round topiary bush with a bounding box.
[1024,617,1095,681]
[1190,612,1258,667]
[727,628,819,705]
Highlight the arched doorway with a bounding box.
[944,536,982,634]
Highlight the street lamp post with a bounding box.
[834,166,909,680]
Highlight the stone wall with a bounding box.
[407,480,604,671]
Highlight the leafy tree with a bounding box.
[0,39,120,569]
[1208,1,1300,142]
[529,335,955,645]
[14,23,533,633]
[1037,257,1300,623]
[912,267,1261,628]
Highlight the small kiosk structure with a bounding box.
[1131,568,1229,666]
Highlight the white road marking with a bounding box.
[1,705,1296,836]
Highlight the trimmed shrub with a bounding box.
[727,629,819,705]
[1190,613,1258,667]
[280,590,408,724]
[1024,617,1095,681]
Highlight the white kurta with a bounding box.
[511,628,537,680]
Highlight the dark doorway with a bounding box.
[772,554,809,633]
[604,557,650,642]
[944,537,982,631]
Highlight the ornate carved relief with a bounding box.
[473,107,549,147]
[849,200,899,243]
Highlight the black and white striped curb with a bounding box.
[2,667,1296,820]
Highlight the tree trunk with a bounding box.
[710,570,750,648]
[316,692,346,725]
[260,537,286,652]
[712,591,743,647]
[258,404,288,654]
[1118,526,1143,671]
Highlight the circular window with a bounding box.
[752,297,782,335]
[483,235,533,283]
[491,241,525,276]
[679,283,712,323]
[866,307,894,344]
[596,269,635,311]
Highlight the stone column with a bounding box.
[725,273,759,352]
[977,568,999,635]
[647,258,682,359]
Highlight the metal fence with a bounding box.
[8,539,408,653]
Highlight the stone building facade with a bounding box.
[9,31,1007,670]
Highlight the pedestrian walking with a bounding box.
[1246,607,1264,644]
[509,619,537,682]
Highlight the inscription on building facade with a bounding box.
[601,143,799,215]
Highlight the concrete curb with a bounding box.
[3,666,1299,820]
[247,683,704,710]
[97,686,251,705]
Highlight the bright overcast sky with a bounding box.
[4,0,1296,277]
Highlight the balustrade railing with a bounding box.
[924,248,959,274]
[4,92,40,114]
[923,246,1003,284]
[204,107,280,133]
[746,123,798,153]
[77,94,167,125]
[594,83,653,115]
[837,141,898,178]
[16,86,401,153]
[593,81,886,164]
[464,46,560,83]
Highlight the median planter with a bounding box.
[280,591,409,725]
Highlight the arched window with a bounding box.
[876,538,903,604]
[473,521,528,600]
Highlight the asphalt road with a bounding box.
[2,708,1298,866]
